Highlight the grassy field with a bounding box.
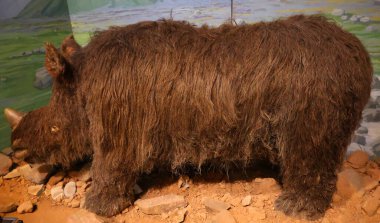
[326,14,380,75]
[0,14,379,151]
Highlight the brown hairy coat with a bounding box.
[8,15,372,219]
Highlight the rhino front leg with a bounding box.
[84,153,136,217]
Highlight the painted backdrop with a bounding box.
[0,0,379,156]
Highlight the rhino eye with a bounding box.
[51,126,60,133]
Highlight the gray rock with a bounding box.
[27,184,44,196]
[332,9,345,16]
[341,15,348,20]
[3,168,20,179]
[18,164,54,184]
[366,97,377,109]
[364,111,373,122]
[372,76,380,89]
[17,201,34,214]
[363,110,380,122]
[64,181,77,198]
[135,194,187,215]
[372,142,380,152]
[368,138,380,155]
[353,134,366,145]
[357,126,368,134]
[51,185,64,201]
[347,143,373,156]
[372,111,380,122]
[0,153,12,176]
[350,15,359,22]
[203,198,231,213]
[33,67,52,89]
[360,16,370,23]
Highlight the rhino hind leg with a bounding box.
[274,110,350,219]
[84,154,136,216]
[274,130,347,220]
[274,171,336,220]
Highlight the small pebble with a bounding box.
[241,195,252,206]
[64,181,77,198]
[51,185,64,201]
[70,200,81,208]
[17,201,34,214]
[27,184,44,196]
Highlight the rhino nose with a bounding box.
[4,107,25,129]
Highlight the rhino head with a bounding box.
[4,35,92,168]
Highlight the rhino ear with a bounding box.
[61,35,81,63]
[44,42,67,78]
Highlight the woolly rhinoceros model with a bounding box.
[4,15,372,219]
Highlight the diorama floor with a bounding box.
[1,153,380,223]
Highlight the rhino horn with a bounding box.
[4,108,25,129]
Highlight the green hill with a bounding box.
[16,0,70,18]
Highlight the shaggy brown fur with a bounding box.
[7,15,372,219]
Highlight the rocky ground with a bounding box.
[1,149,380,223]
[347,76,380,157]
